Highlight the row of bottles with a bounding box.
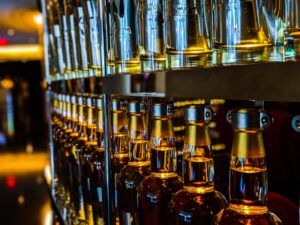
[50,92,282,225]
[45,0,300,80]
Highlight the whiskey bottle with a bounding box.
[70,95,89,222]
[111,99,129,223]
[89,97,105,225]
[140,103,183,225]
[74,0,89,77]
[214,108,282,225]
[117,100,150,225]
[83,0,101,76]
[112,0,140,73]
[170,105,227,225]
[137,0,165,72]
[79,96,99,225]
[165,0,212,69]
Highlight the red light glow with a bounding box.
[0,38,8,46]
[6,176,16,188]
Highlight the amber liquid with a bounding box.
[89,148,105,225]
[150,146,177,175]
[171,190,227,225]
[117,164,150,225]
[140,175,182,225]
[230,167,267,206]
[81,143,97,225]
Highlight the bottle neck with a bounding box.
[97,108,104,147]
[71,103,79,134]
[77,105,87,140]
[150,117,176,177]
[128,113,150,166]
[229,130,268,210]
[183,122,214,193]
[86,107,97,144]
[112,110,128,155]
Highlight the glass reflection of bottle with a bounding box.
[58,0,72,79]
[212,0,283,65]
[74,0,89,77]
[79,97,100,225]
[89,97,105,225]
[284,0,300,61]
[111,99,128,223]
[214,108,282,225]
[140,103,183,225]
[64,0,79,79]
[70,96,88,223]
[112,0,140,73]
[84,0,102,77]
[117,100,150,225]
[166,0,212,69]
[137,0,165,72]
[170,105,227,225]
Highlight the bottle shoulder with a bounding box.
[141,175,183,193]
[214,208,282,225]
[118,165,150,182]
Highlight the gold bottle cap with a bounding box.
[227,108,272,130]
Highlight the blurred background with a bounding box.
[0,0,60,224]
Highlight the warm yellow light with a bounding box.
[34,13,42,25]
[0,78,14,89]
[0,153,48,175]
[44,164,52,186]
[0,44,42,62]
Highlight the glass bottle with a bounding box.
[80,97,99,224]
[214,108,282,225]
[111,0,140,73]
[212,0,283,65]
[70,95,88,223]
[89,97,105,225]
[74,0,89,77]
[170,105,227,225]
[165,0,212,69]
[117,100,151,225]
[140,103,183,225]
[111,99,129,223]
[84,0,102,77]
[137,0,166,72]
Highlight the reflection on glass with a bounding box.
[284,0,300,61]
[138,0,165,72]
[112,0,140,73]
[212,0,284,65]
[166,0,212,69]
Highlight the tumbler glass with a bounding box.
[165,0,212,69]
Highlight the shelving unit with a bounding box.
[51,61,300,102]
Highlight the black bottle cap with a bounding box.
[128,101,145,113]
[152,103,173,118]
[227,108,272,130]
[184,105,213,123]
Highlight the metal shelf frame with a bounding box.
[52,61,300,102]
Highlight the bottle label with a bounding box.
[97,186,103,202]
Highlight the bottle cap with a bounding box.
[128,101,145,113]
[86,97,92,107]
[112,99,125,111]
[92,96,102,108]
[152,103,173,118]
[65,95,71,102]
[184,105,213,123]
[71,95,77,104]
[227,108,272,130]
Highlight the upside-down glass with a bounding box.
[165,0,213,69]
[138,0,166,72]
[212,0,284,65]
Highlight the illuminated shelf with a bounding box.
[51,61,300,102]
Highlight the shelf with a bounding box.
[51,62,300,102]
